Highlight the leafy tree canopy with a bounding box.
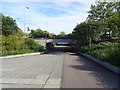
[59,31,66,36]
[1,14,19,36]
[30,28,50,37]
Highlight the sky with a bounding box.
[2,0,96,34]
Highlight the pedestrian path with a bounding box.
[61,52,119,88]
[1,52,64,88]
[1,52,119,88]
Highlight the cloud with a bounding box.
[2,0,95,2]
[2,1,95,34]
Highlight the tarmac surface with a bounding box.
[61,52,119,88]
[0,49,119,88]
[1,52,64,88]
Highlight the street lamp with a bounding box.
[24,6,29,33]
[17,6,29,33]
[44,31,47,49]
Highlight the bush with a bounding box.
[25,38,44,52]
[51,42,56,46]
[2,34,25,51]
[2,49,34,56]
[34,44,44,52]
[2,35,44,56]
[105,47,120,67]
[80,43,120,67]
[25,38,37,50]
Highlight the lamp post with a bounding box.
[24,6,29,33]
[44,31,47,49]
[17,6,29,33]
[44,22,48,49]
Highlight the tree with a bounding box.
[1,14,19,36]
[49,33,56,37]
[30,28,48,37]
[72,21,101,45]
[59,31,65,36]
[87,1,120,38]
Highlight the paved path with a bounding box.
[0,51,119,88]
[61,52,119,88]
[1,52,64,88]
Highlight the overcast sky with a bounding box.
[2,0,95,34]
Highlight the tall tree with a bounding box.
[1,14,19,36]
[72,21,100,45]
[30,28,49,37]
[87,1,120,38]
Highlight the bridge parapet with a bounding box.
[34,39,73,49]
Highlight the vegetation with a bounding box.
[30,28,58,38]
[72,1,120,45]
[25,38,44,52]
[30,29,49,38]
[80,43,120,67]
[72,21,101,45]
[51,42,57,46]
[1,14,44,56]
[59,31,66,36]
[1,14,19,36]
[72,1,120,67]
[2,33,44,56]
[49,33,57,38]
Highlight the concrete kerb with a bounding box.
[78,52,120,75]
[0,52,45,59]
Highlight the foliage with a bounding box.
[2,33,25,51]
[2,33,44,56]
[2,49,34,56]
[49,33,56,37]
[25,38,44,52]
[80,43,120,67]
[72,1,120,46]
[51,42,56,46]
[87,1,120,37]
[59,31,66,36]
[1,14,19,36]
[30,29,49,37]
[72,21,101,45]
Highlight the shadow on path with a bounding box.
[68,53,120,88]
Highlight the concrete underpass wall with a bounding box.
[46,43,74,52]
[34,39,73,49]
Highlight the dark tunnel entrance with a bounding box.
[46,43,75,52]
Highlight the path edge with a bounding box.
[78,52,120,75]
[0,52,45,59]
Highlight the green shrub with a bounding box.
[2,49,34,56]
[51,43,56,46]
[25,38,37,50]
[25,38,44,52]
[34,44,44,52]
[80,43,120,67]
[2,35,44,56]
[105,47,120,67]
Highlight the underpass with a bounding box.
[1,39,119,88]
[34,39,73,49]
